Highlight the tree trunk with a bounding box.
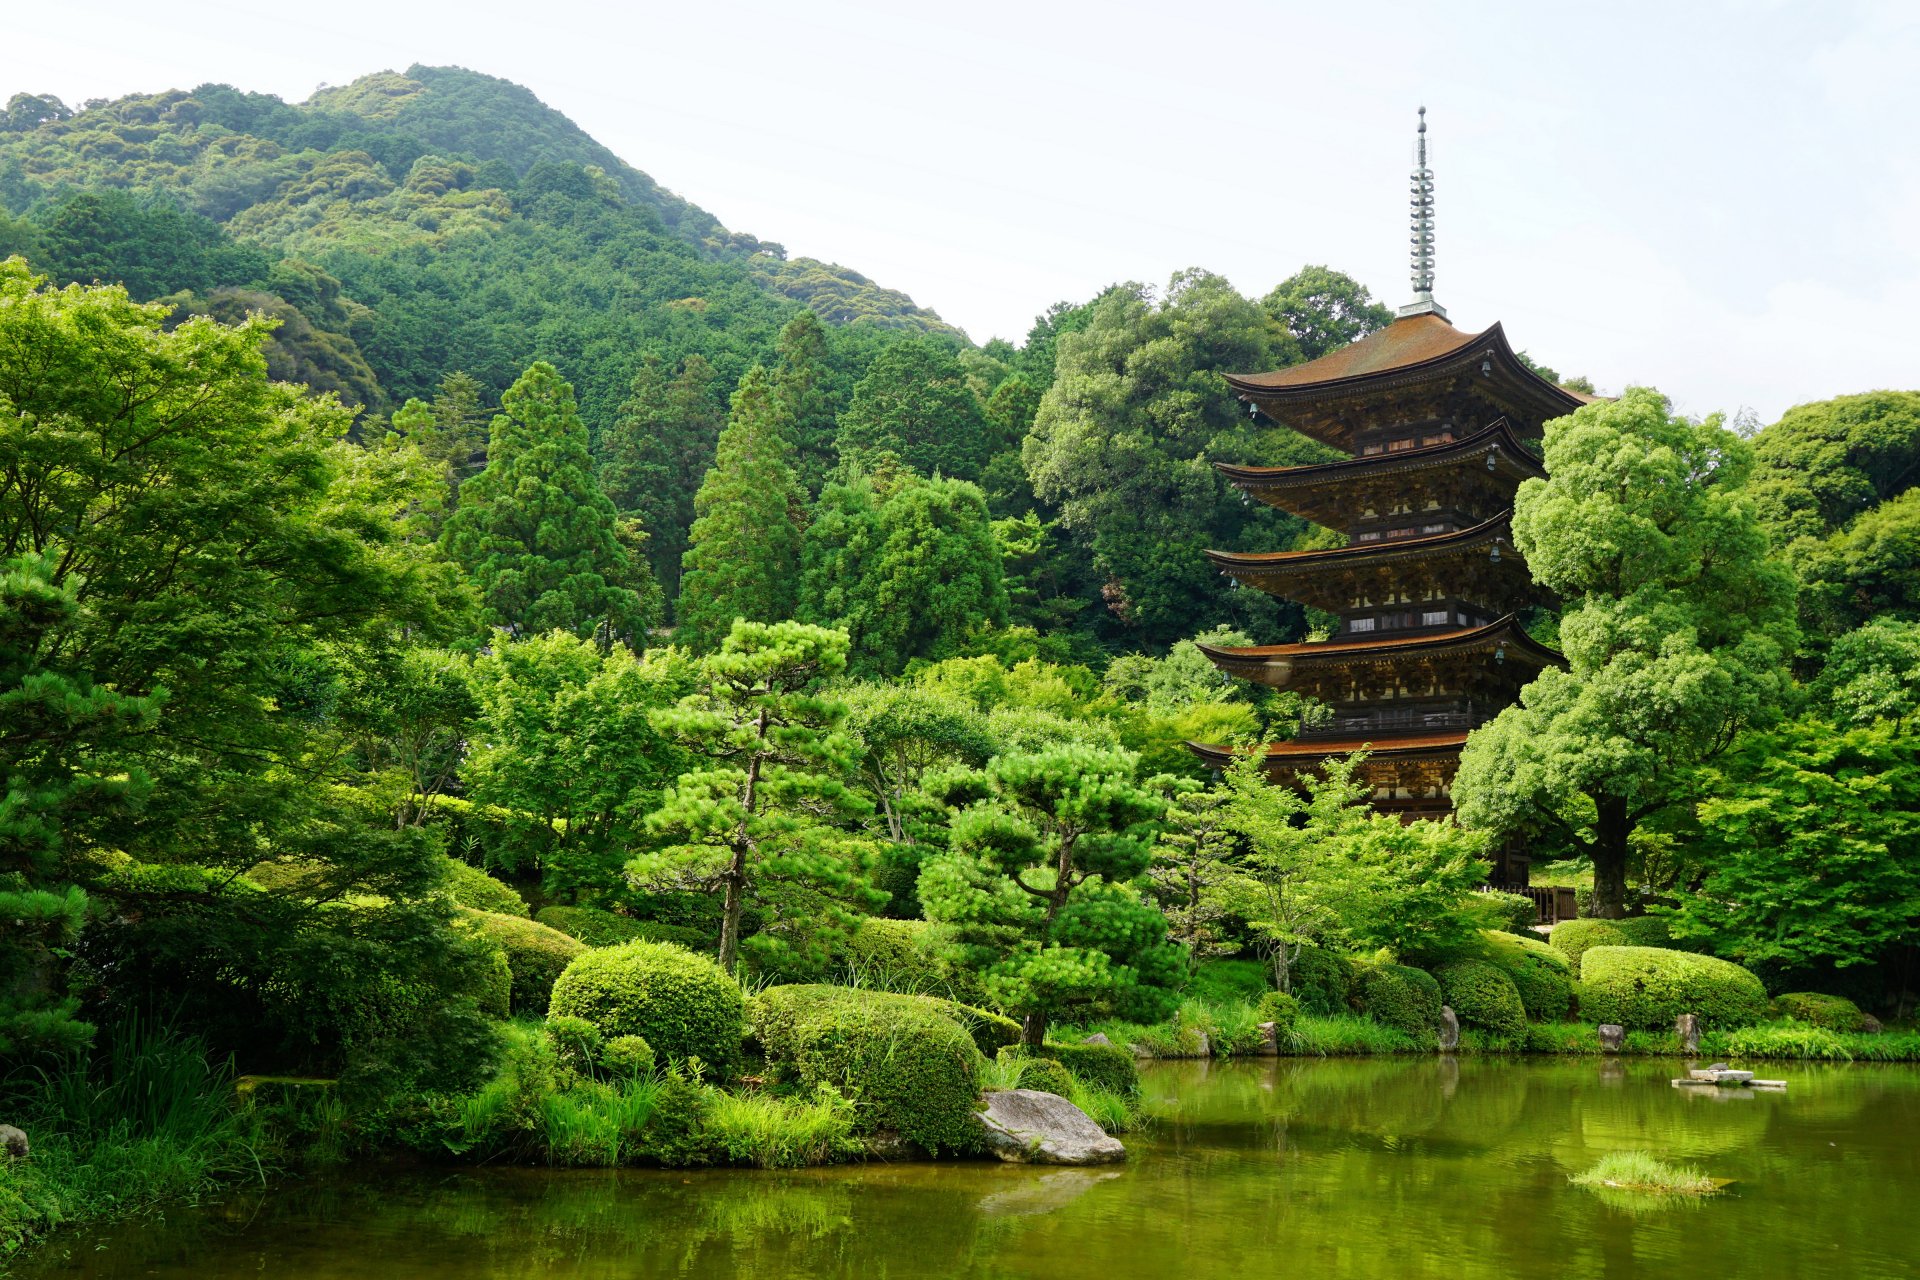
[718,709,769,973]
[1589,796,1632,919]
[1021,1011,1049,1050]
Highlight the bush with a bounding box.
[1474,890,1538,934]
[536,905,715,951]
[1436,960,1526,1041]
[1288,946,1352,1015]
[1548,919,1627,972]
[600,1035,656,1079]
[475,946,513,1019]
[462,910,588,1015]
[836,918,952,990]
[1350,962,1442,1037]
[543,1015,602,1074]
[1612,915,1679,948]
[441,857,529,917]
[1579,947,1769,1030]
[935,1000,1022,1055]
[995,1049,1075,1095]
[749,985,982,1154]
[1288,1014,1420,1055]
[1040,1039,1141,1096]
[1187,959,1271,1004]
[548,942,746,1072]
[1771,991,1868,1032]
[1478,931,1573,1022]
[1256,991,1300,1043]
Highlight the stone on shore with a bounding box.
[1438,1005,1460,1052]
[976,1090,1126,1166]
[1598,1023,1626,1052]
[0,1124,27,1159]
[1081,1033,1113,1047]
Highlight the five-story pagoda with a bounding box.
[1188,110,1589,872]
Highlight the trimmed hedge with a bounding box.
[1579,947,1768,1030]
[750,985,982,1154]
[1476,890,1538,934]
[1772,992,1868,1033]
[1350,962,1442,1038]
[476,945,513,1019]
[1288,946,1353,1015]
[549,941,746,1071]
[543,1014,602,1073]
[1547,919,1626,972]
[1480,931,1574,1022]
[442,858,529,917]
[535,905,711,951]
[1041,1039,1141,1097]
[462,910,587,1015]
[935,1000,1022,1055]
[839,918,949,987]
[998,1050,1075,1096]
[1257,991,1301,1044]
[1436,960,1527,1040]
[601,1034,656,1078]
[1612,915,1680,948]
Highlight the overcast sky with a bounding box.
[14,0,1917,422]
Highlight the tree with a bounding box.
[442,360,659,642]
[341,645,478,829]
[635,621,877,971]
[836,339,993,480]
[797,470,1009,675]
[1455,388,1799,917]
[597,353,726,604]
[1260,265,1389,362]
[675,367,807,651]
[772,311,839,495]
[918,745,1181,1047]
[1671,718,1920,985]
[1811,618,1920,729]
[1148,778,1239,965]
[1023,270,1329,649]
[1749,391,1920,544]
[462,632,696,900]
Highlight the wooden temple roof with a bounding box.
[1225,315,1594,452]
[1195,614,1562,689]
[1185,730,1472,770]
[1215,417,1543,493]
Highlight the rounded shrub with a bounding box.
[750,985,982,1154]
[1350,962,1442,1037]
[476,945,513,1019]
[536,905,714,951]
[601,1034,657,1079]
[1771,992,1868,1033]
[1579,947,1768,1030]
[1548,919,1627,972]
[441,857,528,917]
[1436,960,1527,1041]
[838,918,950,989]
[543,1014,602,1074]
[932,999,1022,1055]
[1480,931,1573,1022]
[1289,946,1353,1015]
[1257,990,1301,1044]
[1004,1053,1075,1096]
[463,910,588,1015]
[1612,915,1679,949]
[1041,1040,1141,1097]
[549,941,746,1072]
[1475,890,1538,934]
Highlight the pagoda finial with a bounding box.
[1397,105,1448,320]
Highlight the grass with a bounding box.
[704,1087,859,1169]
[1571,1151,1721,1196]
[1287,1014,1421,1056]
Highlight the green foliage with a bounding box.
[441,360,658,641]
[1148,777,1242,961]
[534,905,694,948]
[440,858,528,917]
[26,188,270,301]
[1611,915,1681,949]
[1255,991,1300,1041]
[1579,946,1769,1030]
[600,1034,656,1079]
[596,353,726,603]
[636,621,878,971]
[1349,963,1443,1038]
[1572,1151,1718,1197]
[674,368,806,652]
[1474,931,1574,1023]
[703,1085,860,1169]
[542,1014,603,1075]
[1457,387,1799,916]
[1435,960,1527,1041]
[1474,891,1538,934]
[547,941,745,1072]
[1672,717,1920,979]
[1034,1039,1140,1097]
[1287,946,1354,1016]
[1770,992,1868,1032]
[997,1050,1075,1095]
[836,339,992,479]
[750,985,983,1154]
[462,910,587,1015]
[1286,1014,1421,1056]
[1749,390,1920,544]
[1547,919,1627,971]
[1786,490,1920,642]
[1811,619,1920,728]
[1259,265,1391,361]
[1186,959,1271,1005]
[917,745,1181,1047]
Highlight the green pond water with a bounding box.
[21,1057,1920,1279]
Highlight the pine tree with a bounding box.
[675,366,806,651]
[597,353,725,607]
[442,360,660,642]
[774,311,838,495]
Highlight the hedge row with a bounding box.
[1350,962,1441,1038]
[1436,959,1527,1040]
[1579,946,1768,1029]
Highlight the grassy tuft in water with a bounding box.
[1572,1151,1720,1196]
[704,1087,860,1169]
[1287,1014,1421,1056]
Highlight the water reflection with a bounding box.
[22,1058,1920,1280]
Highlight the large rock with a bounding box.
[1598,1023,1626,1053]
[976,1090,1126,1166]
[1438,1005,1460,1052]
[0,1125,27,1159]
[1255,1021,1281,1056]
[1676,1012,1700,1053]
[1081,1033,1113,1047]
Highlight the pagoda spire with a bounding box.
[1397,106,1447,320]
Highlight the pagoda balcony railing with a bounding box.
[1301,709,1478,739]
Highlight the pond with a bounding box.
[20,1057,1920,1279]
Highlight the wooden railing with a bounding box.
[1481,882,1579,926]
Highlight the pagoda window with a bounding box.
[1355,531,1381,543]
[1422,522,1448,534]
[1386,437,1416,452]
[1348,617,1376,633]
[1362,444,1384,456]
[1388,526,1418,538]
[1422,609,1449,626]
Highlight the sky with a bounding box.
[12,0,1918,422]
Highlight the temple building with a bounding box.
[1188,109,1591,878]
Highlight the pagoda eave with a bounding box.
[1196,614,1562,690]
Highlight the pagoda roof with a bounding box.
[1195,614,1562,689]
[1226,315,1595,452]
[1185,730,1472,770]
[1215,417,1543,492]
[1206,510,1513,575]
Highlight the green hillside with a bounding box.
[0,66,959,425]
